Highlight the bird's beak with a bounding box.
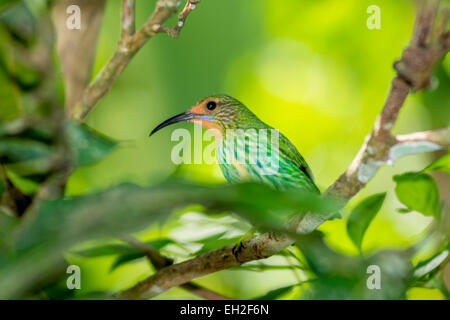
[149,112,195,136]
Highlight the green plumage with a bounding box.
[209,94,319,194]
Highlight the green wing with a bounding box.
[278,132,314,182]
[220,108,319,193]
[275,131,319,193]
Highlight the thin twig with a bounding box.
[0,163,31,217]
[117,0,449,299]
[71,0,200,121]
[157,0,199,38]
[121,0,135,39]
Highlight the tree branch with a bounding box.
[121,0,135,39]
[156,0,200,38]
[119,235,230,300]
[119,235,172,269]
[52,0,106,114]
[116,0,449,299]
[0,163,32,217]
[394,128,450,148]
[70,0,200,121]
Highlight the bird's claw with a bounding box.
[232,228,256,259]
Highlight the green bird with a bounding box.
[150,94,320,253]
[150,94,319,195]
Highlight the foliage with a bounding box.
[424,152,450,174]
[393,173,440,218]
[346,193,386,252]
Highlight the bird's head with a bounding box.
[150,94,255,139]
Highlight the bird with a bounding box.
[150,94,319,194]
[150,94,319,252]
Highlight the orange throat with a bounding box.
[189,119,224,140]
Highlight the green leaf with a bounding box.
[191,231,228,243]
[66,122,116,167]
[237,264,304,272]
[110,252,146,271]
[4,168,39,195]
[108,239,175,271]
[194,236,241,255]
[74,239,174,258]
[73,244,131,257]
[0,209,18,240]
[253,284,297,300]
[0,138,52,163]
[0,0,20,12]
[295,232,412,299]
[346,193,386,251]
[413,249,449,280]
[0,2,35,43]
[0,63,21,121]
[0,209,18,254]
[396,208,412,214]
[424,153,450,174]
[393,172,440,217]
[1,181,338,298]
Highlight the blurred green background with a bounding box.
[52,0,449,299]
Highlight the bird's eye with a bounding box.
[206,101,216,111]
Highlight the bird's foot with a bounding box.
[232,241,245,257]
[268,231,277,240]
[232,228,256,258]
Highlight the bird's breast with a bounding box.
[216,138,251,183]
[215,130,272,184]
